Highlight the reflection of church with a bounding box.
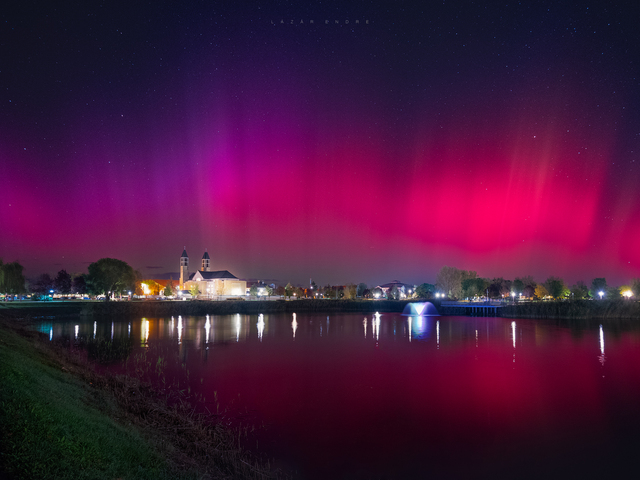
[179,248,246,298]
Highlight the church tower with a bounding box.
[201,249,211,271]
[179,247,189,289]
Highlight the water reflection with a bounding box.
[205,316,211,344]
[599,324,606,367]
[258,314,265,341]
[292,313,297,339]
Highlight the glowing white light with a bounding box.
[374,312,381,341]
[205,316,211,344]
[75,324,79,339]
[141,319,149,344]
[292,313,297,339]
[93,321,97,339]
[622,290,633,298]
[511,321,516,349]
[178,316,183,344]
[599,324,605,355]
[414,303,426,316]
[408,317,412,342]
[236,314,241,342]
[257,314,265,341]
[111,321,114,340]
[49,328,53,341]
[128,323,131,337]
[363,317,367,338]
[599,291,604,299]
[436,320,440,349]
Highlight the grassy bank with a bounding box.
[501,299,640,320]
[0,317,279,480]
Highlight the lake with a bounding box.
[36,312,640,479]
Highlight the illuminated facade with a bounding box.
[181,248,246,298]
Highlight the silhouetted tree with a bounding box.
[72,274,87,295]
[570,281,590,299]
[415,283,435,298]
[54,270,72,294]
[31,273,54,294]
[87,258,137,301]
[357,283,368,297]
[0,260,26,294]
[544,276,566,299]
[590,278,608,298]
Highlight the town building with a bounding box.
[180,248,246,298]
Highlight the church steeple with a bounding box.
[179,247,189,288]
[201,249,211,272]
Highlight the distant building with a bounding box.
[180,248,246,298]
[377,280,413,298]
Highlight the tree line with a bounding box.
[433,266,640,301]
[0,258,138,301]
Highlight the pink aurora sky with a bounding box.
[1,1,639,286]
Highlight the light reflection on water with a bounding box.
[34,313,640,478]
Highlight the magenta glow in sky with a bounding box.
[1,1,639,286]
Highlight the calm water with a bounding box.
[36,313,640,479]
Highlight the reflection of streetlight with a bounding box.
[599,291,604,300]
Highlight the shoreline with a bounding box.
[0,315,283,479]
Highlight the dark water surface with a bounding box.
[36,313,640,479]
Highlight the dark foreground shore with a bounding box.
[0,315,282,480]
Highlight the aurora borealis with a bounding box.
[1,1,639,285]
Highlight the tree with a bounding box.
[631,279,640,298]
[488,278,511,299]
[590,278,608,299]
[415,283,435,298]
[462,278,487,299]
[436,266,476,299]
[511,278,524,296]
[31,273,54,294]
[357,283,368,297]
[164,280,174,297]
[570,281,589,300]
[0,261,26,294]
[606,286,621,299]
[54,270,72,294]
[347,283,357,299]
[189,284,201,297]
[250,284,258,297]
[275,285,285,297]
[72,274,88,295]
[284,283,293,299]
[87,258,137,301]
[371,287,383,298]
[265,285,273,298]
[534,284,549,300]
[544,276,566,299]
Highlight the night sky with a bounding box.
[2,1,639,286]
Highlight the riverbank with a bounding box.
[501,299,640,320]
[0,316,281,480]
[0,298,414,318]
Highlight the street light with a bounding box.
[599,291,604,300]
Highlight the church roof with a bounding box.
[189,270,238,280]
[181,248,188,258]
[202,251,210,259]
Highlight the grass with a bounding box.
[0,317,281,480]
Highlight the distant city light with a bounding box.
[622,290,633,298]
[599,291,604,300]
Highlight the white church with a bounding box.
[179,248,246,298]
